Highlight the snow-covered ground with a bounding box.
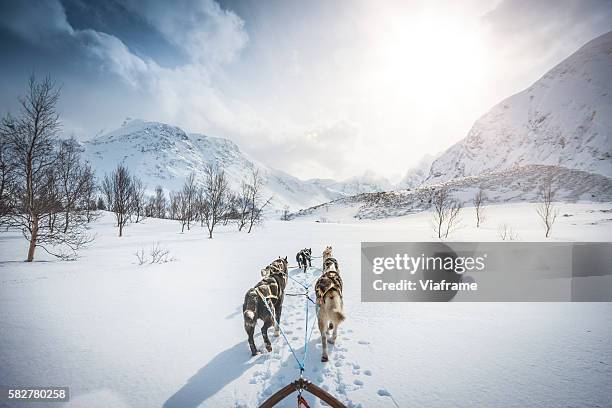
[1,203,611,407]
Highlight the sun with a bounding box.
[367,12,487,108]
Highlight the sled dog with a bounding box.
[315,247,345,362]
[296,248,312,273]
[243,257,288,355]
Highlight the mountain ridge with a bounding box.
[83,119,393,210]
[425,30,612,184]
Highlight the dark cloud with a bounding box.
[62,0,186,68]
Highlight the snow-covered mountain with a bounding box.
[398,154,435,189]
[426,30,612,184]
[307,170,393,197]
[83,119,391,210]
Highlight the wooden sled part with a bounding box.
[258,378,347,408]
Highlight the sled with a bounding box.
[259,377,346,408]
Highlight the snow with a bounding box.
[426,30,612,184]
[1,203,611,407]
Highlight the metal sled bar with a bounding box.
[258,378,347,408]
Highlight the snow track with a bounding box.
[247,265,371,407]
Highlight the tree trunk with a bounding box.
[27,217,38,262]
[63,209,69,233]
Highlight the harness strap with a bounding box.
[297,394,312,408]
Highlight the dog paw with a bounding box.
[321,355,329,362]
[266,344,272,352]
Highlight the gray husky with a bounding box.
[243,257,288,355]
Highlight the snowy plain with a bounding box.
[1,202,611,408]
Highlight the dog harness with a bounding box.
[315,269,343,302]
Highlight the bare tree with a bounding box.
[96,196,105,211]
[202,163,228,238]
[81,164,97,223]
[246,168,272,233]
[152,185,166,218]
[498,223,519,241]
[281,205,290,221]
[0,76,90,260]
[170,191,189,232]
[444,200,462,238]
[130,176,146,223]
[102,164,134,237]
[144,195,155,218]
[432,188,448,239]
[221,191,237,225]
[194,186,206,226]
[56,137,89,232]
[473,188,486,228]
[0,133,16,218]
[536,179,558,238]
[431,187,462,239]
[236,180,251,231]
[168,191,179,220]
[182,173,197,230]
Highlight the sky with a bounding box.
[0,0,611,182]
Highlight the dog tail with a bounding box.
[324,290,345,323]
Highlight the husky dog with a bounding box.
[323,246,333,261]
[243,257,288,356]
[315,247,345,362]
[261,257,289,277]
[296,248,312,273]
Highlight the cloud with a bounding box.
[0,0,257,146]
[482,0,612,67]
[119,0,249,67]
[76,29,155,88]
[250,120,366,181]
[0,0,74,42]
[0,0,155,88]
[3,0,611,181]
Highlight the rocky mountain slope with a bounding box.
[292,165,612,220]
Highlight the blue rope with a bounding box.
[303,289,309,371]
[303,301,319,368]
[288,274,309,289]
[259,295,304,370]
[261,267,322,373]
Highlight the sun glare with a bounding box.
[370,13,487,108]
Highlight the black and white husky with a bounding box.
[315,246,345,362]
[243,257,288,356]
[296,248,312,273]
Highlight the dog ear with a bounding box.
[284,256,287,262]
